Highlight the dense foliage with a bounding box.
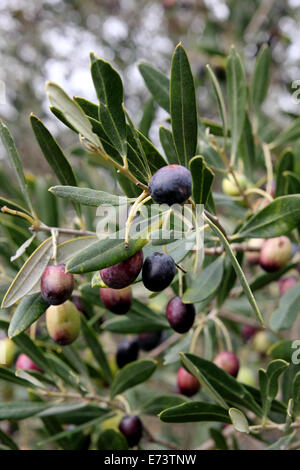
[0,40,300,450]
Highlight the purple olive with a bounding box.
[116,338,139,369]
[213,351,239,377]
[100,286,132,315]
[278,276,298,296]
[166,297,195,333]
[46,300,81,346]
[137,332,162,351]
[119,415,143,447]
[142,252,176,292]
[149,165,192,205]
[259,237,292,272]
[41,264,74,305]
[100,250,143,289]
[177,366,200,396]
[16,353,41,372]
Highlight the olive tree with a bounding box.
[0,42,300,450]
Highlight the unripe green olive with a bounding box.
[259,236,292,272]
[46,300,81,346]
[222,174,249,197]
[0,337,16,367]
[245,238,265,265]
[237,366,256,387]
[253,331,273,355]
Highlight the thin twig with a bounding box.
[1,206,35,224]
[35,389,125,412]
[219,309,264,328]
[30,224,96,237]
[144,426,181,450]
[204,242,262,256]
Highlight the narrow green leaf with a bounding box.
[74,96,99,120]
[159,402,230,424]
[38,402,89,418]
[30,114,80,217]
[189,155,214,205]
[170,44,197,166]
[45,354,86,393]
[66,211,163,274]
[269,118,300,149]
[182,353,263,417]
[138,62,170,112]
[111,359,157,398]
[206,64,228,138]
[89,116,123,165]
[0,120,34,213]
[238,195,300,239]
[183,256,224,304]
[2,237,52,308]
[137,129,167,174]
[0,366,32,387]
[81,316,112,384]
[0,197,31,217]
[270,282,300,331]
[46,82,100,147]
[0,402,50,420]
[140,394,188,415]
[104,311,169,334]
[38,414,111,446]
[198,122,226,171]
[249,261,298,293]
[56,236,97,265]
[259,359,289,417]
[189,156,202,203]
[31,394,73,450]
[292,371,300,415]
[13,332,51,372]
[238,113,256,176]
[180,353,229,409]
[0,427,18,450]
[66,235,147,274]
[139,98,155,138]
[90,53,126,158]
[269,340,296,362]
[217,252,243,307]
[8,293,49,338]
[50,185,133,207]
[103,299,169,334]
[204,215,264,326]
[275,149,294,197]
[226,47,247,165]
[209,428,228,450]
[250,44,271,113]
[159,126,179,164]
[16,370,47,389]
